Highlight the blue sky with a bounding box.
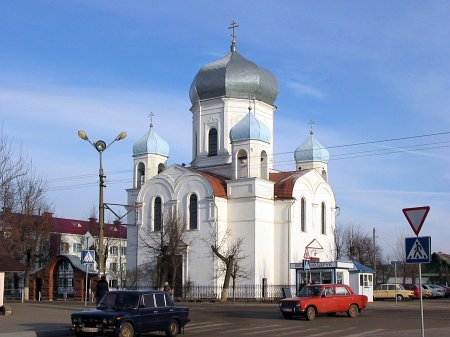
[1,1,450,260]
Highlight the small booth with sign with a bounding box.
[290,260,374,301]
[290,261,354,292]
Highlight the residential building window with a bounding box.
[154,197,162,231]
[208,128,218,156]
[60,242,69,254]
[301,197,306,232]
[189,194,198,230]
[321,202,326,234]
[108,279,118,288]
[73,243,82,253]
[121,246,127,256]
[110,262,118,272]
[110,246,118,256]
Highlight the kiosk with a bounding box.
[290,260,374,301]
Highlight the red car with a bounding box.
[279,284,368,321]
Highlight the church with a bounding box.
[126,25,337,296]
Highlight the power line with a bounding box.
[45,131,450,192]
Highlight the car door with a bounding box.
[154,292,171,330]
[322,286,338,313]
[335,285,352,312]
[138,294,157,333]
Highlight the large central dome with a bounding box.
[189,50,278,106]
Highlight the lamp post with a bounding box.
[78,130,127,275]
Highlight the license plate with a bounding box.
[282,308,293,312]
[82,327,99,332]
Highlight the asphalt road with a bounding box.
[1,299,450,337]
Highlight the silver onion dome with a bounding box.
[189,50,278,106]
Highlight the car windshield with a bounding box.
[299,285,323,297]
[97,293,140,310]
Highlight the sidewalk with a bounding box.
[0,300,95,337]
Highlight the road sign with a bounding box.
[405,236,431,264]
[304,260,311,271]
[402,206,430,236]
[81,250,96,265]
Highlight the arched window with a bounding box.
[322,169,327,182]
[158,163,165,174]
[260,150,268,179]
[208,128,218,156]
[137,162,145,188]
[301,197,306,232]
[154,197,162,231]
[189,194,198,230]
[237,149,248,178]
[321,202,326,234]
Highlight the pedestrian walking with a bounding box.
[96,275,109,305]
[163,281,172,297]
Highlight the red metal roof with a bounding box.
[270,170,309,199]
[49,216,127,239]
[187,168,228,198]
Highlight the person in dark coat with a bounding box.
[96,275,109,305]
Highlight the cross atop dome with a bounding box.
[148,112,155,128]
[228,20,239,52]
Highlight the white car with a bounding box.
[422,284,446,298]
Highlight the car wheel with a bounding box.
[282,312,293,319]
[119,322,135,337]
[165,319,180,337]
[396,295,404,302]
[305,306,316,321]
[347,304,358,318]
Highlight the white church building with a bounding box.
[126,28,337,294]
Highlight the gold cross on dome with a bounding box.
[309,120,315,135]
[148,112,155,128]
[228,20,239,51]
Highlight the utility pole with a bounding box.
[373,227,377,280]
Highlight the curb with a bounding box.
[0,332,36,337]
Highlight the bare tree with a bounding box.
[207,222,247,302]
[3,170,52,300]
[393,229,418,283]
[332,222,345,260]
[139,212,190,295]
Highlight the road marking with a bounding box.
[345,329,386,337]
[243,325,307,335]
[279,326,330,335]
[306,327,356,336]
[187,322,233,331]
[219,324,281,334]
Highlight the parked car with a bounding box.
[402,283,432,299]
[71,290,190,337]
[373,284,414,301]
[278,283,368,321]
[438,285,450,297]
[423,284,446,298]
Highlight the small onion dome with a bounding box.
[294,134,329,163]
[230,112,271,143]
[189,51,278,106]
[133,127,169,157]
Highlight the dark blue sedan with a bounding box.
[71,290,190,337]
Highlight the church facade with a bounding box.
[126,31,337,293]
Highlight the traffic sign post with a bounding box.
[303,248,311,283]
[402,206,430,337]
[81,250,95,307]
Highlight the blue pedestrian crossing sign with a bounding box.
[304,260,311,271]
[81,250,96,265]
[405,236,431,264]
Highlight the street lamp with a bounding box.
[78,130,127,275]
